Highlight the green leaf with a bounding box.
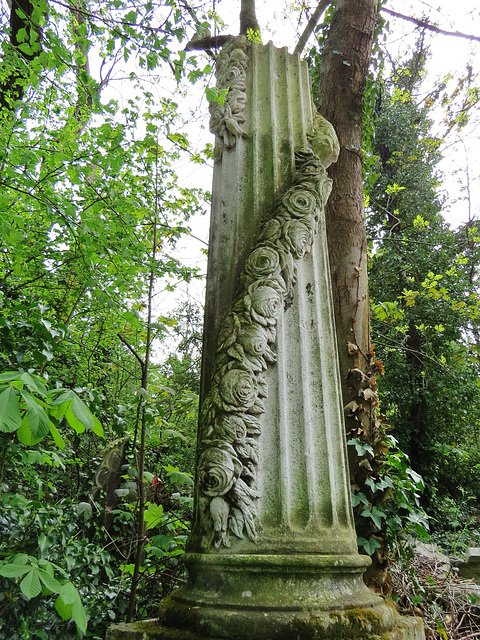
[0,372,22,383]
[351,491,369,507]
[20,567,42,599]
[92,415,104,438]
[0,563,31,578]
[144,503,164,530]
[72,596,88,634]
[19,373,47,396]
[17,416,44,446]
[56,583,87,633]
[164,465,194,487]
[357,536,381,556]
[150,534,175,551]
[57,393,96,435]
[20,390,50,439]
[0,386,22,432]
[38,568,62,593]
[49,422,65,449]
[55,594,73,621]
[76,502,93,521]
[347,438,374,457]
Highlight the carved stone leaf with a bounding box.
[228,507,245,539]
[236,441,259,465]
[225,116,247,139]
[242,413,261,435]
[245,355,267,372]
[264,345,277,363]
[250,398,265,414]
[218,312,241,351]
[210,496,231,548]
[241,463,255,479]
[231,478,259,541]
[256,376,268,398]
[227,343,246,362]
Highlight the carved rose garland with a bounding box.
[199,161,333,547]
[201,39,335,548]
[209,38,249,151]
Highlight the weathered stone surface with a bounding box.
[458,547,480,583]
[106,38,424,640]
[107,609,425,640]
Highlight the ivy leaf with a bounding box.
[357,536,381,556]
[351,491,369,507]
[347,438,374,457]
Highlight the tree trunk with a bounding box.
[239,0,260,35]
[0,0,42,110]
[317,0,389,590]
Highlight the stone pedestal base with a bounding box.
[106,552,425,640]
[106,611,424,640]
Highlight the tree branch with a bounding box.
[381,7,480,43]
[185,34,233,51]
[294,0,330,56]
[117,333,145,370]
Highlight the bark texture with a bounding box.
[0,0,42,110]
[239,0,260,35]
[316,0,388,590]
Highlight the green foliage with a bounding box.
[0,371,102,447]
[0,0,208,634]
[246,28,262,44]
[367,53,480,516]
[352,435,430,557]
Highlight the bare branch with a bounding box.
[185,34,232,51]
[117,333,145,370]
[381,7,480,43]
[294,0,330,56]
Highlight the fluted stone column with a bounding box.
[107,39,424,640]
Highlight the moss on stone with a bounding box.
[283,608,385,640]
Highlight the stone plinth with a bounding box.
[106,38,424,640]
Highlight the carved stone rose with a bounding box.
[244,282,282,326]
[282,219,314,259]
[282,187,318,218]
[213,414,248,443]
[219,62,247,92]
[237,323,269,357]
[217,367,259,412]
[198,444,240,497]
[244,245,281,282]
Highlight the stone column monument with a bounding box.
[107,39,424,640]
